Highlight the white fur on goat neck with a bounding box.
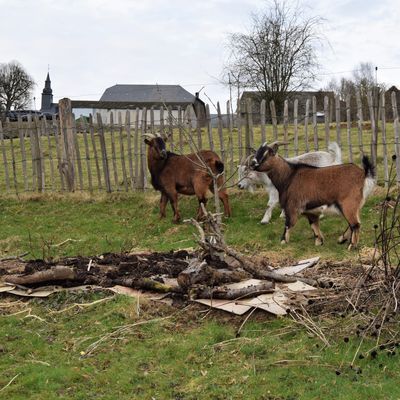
[237,142,342,224]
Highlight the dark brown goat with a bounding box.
[144,133,231,223]
[251,142,375,250]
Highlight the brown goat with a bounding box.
[251,142,375,250]
[144,133,231,223]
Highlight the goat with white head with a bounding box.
[238,142,342,224]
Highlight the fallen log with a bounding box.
[177,259,251,289]
[190,281,275,300]
[4,266,77,285]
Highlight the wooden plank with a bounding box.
[391,91,400,185]
[270,100,278,141]
[17,116,28,191]
[355,91,364,154]
[9,136,18,194]
[304,99,310,152]
[178,106,184,153]
[97,113,112,192]
[283,99,289,157]
[27,115,37,190]
[80,116,93,193]
[324,96,330,149]
[33,115,45,192]
[43,117,55,191]
[367,90,378,167]
[109,112,119,190]
[168,106,175,151]
[381,91,389,187]
[335,94,341,147]
[346,95,353,163]
[160,106,164,136]
[227,100,234,176]
[150,107,155,134]
[260,99,266,144]
[206,104,214,152]
[89,114,102,190]
[293,99,299,156]
[118,112,128,191]
[196,103,202,151]
[72,116,84,191]
[125,110,134,190]
[52,115,65,191]
[134,108,140,188]
[237,98,243,161]
[246,97,254,153]
[312,96,318,151]
[0,120,11,191]
[58,98,75,191]
[140,107,147,189]
[186,104,194,151]
[217,102,225,161]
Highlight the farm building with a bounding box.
[71,84,207,127]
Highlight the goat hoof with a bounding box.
[347,243,357,251]
[260,220,270,225]
[280,240,287,245]
[315,239,323,246]
[337,235,347,244]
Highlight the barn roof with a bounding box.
[100,84,197,104]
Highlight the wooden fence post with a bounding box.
[217,102,226,161]
[0,120,10,191]
[109,112,119,189]
[89,114,102,190]
[237,98,243,161]
[245,97,254,157]
[206,104,214,152]
[270,100,278,141]
[58,98,76,191]
[304,99,310,152]
[346,94,353,163]
[97,113,112,193]
[178,106,184,153]
[312,96,318,151]
[324,96,330,149]
[140,107,148,190]
[33,115,45,192]
[80,116,93,193]
[17,116,28,191]
[283,99,289,157]
[168,106,174,151]
[335,94,341,147]
[367,90,379,168]
[227,100,234,176]
[391,91,400,185]
[381,91,389,187]
[355,91,364,154]
[118,112,128,191]
[260,99,266,144]
[294,99,299,156]
[196,103,202,151]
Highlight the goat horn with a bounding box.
[143,132,156,139]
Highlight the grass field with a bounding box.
[1,186,399,399]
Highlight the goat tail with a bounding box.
[328,141,342,164]
[215,160,225,174]
[362,155,376,201]
[362,155,376,179]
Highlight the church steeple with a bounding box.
[41,72,53,111]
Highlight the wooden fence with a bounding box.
[0,91,399,195]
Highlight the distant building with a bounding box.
[71,84,207,126]
[40,73,58,114]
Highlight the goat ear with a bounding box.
[270,143,279,155]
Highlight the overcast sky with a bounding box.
[1,0,399,110]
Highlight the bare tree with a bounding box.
[0,61,35,113]
[222,0,323,114]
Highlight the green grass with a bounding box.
[0,176,397,398]
[1,292,400,400]
[0,189,382,260]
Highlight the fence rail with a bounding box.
[1,91,400,195]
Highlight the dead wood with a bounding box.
[190,281,275,300]
[177,259,251,289]
[4,266,77,285]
